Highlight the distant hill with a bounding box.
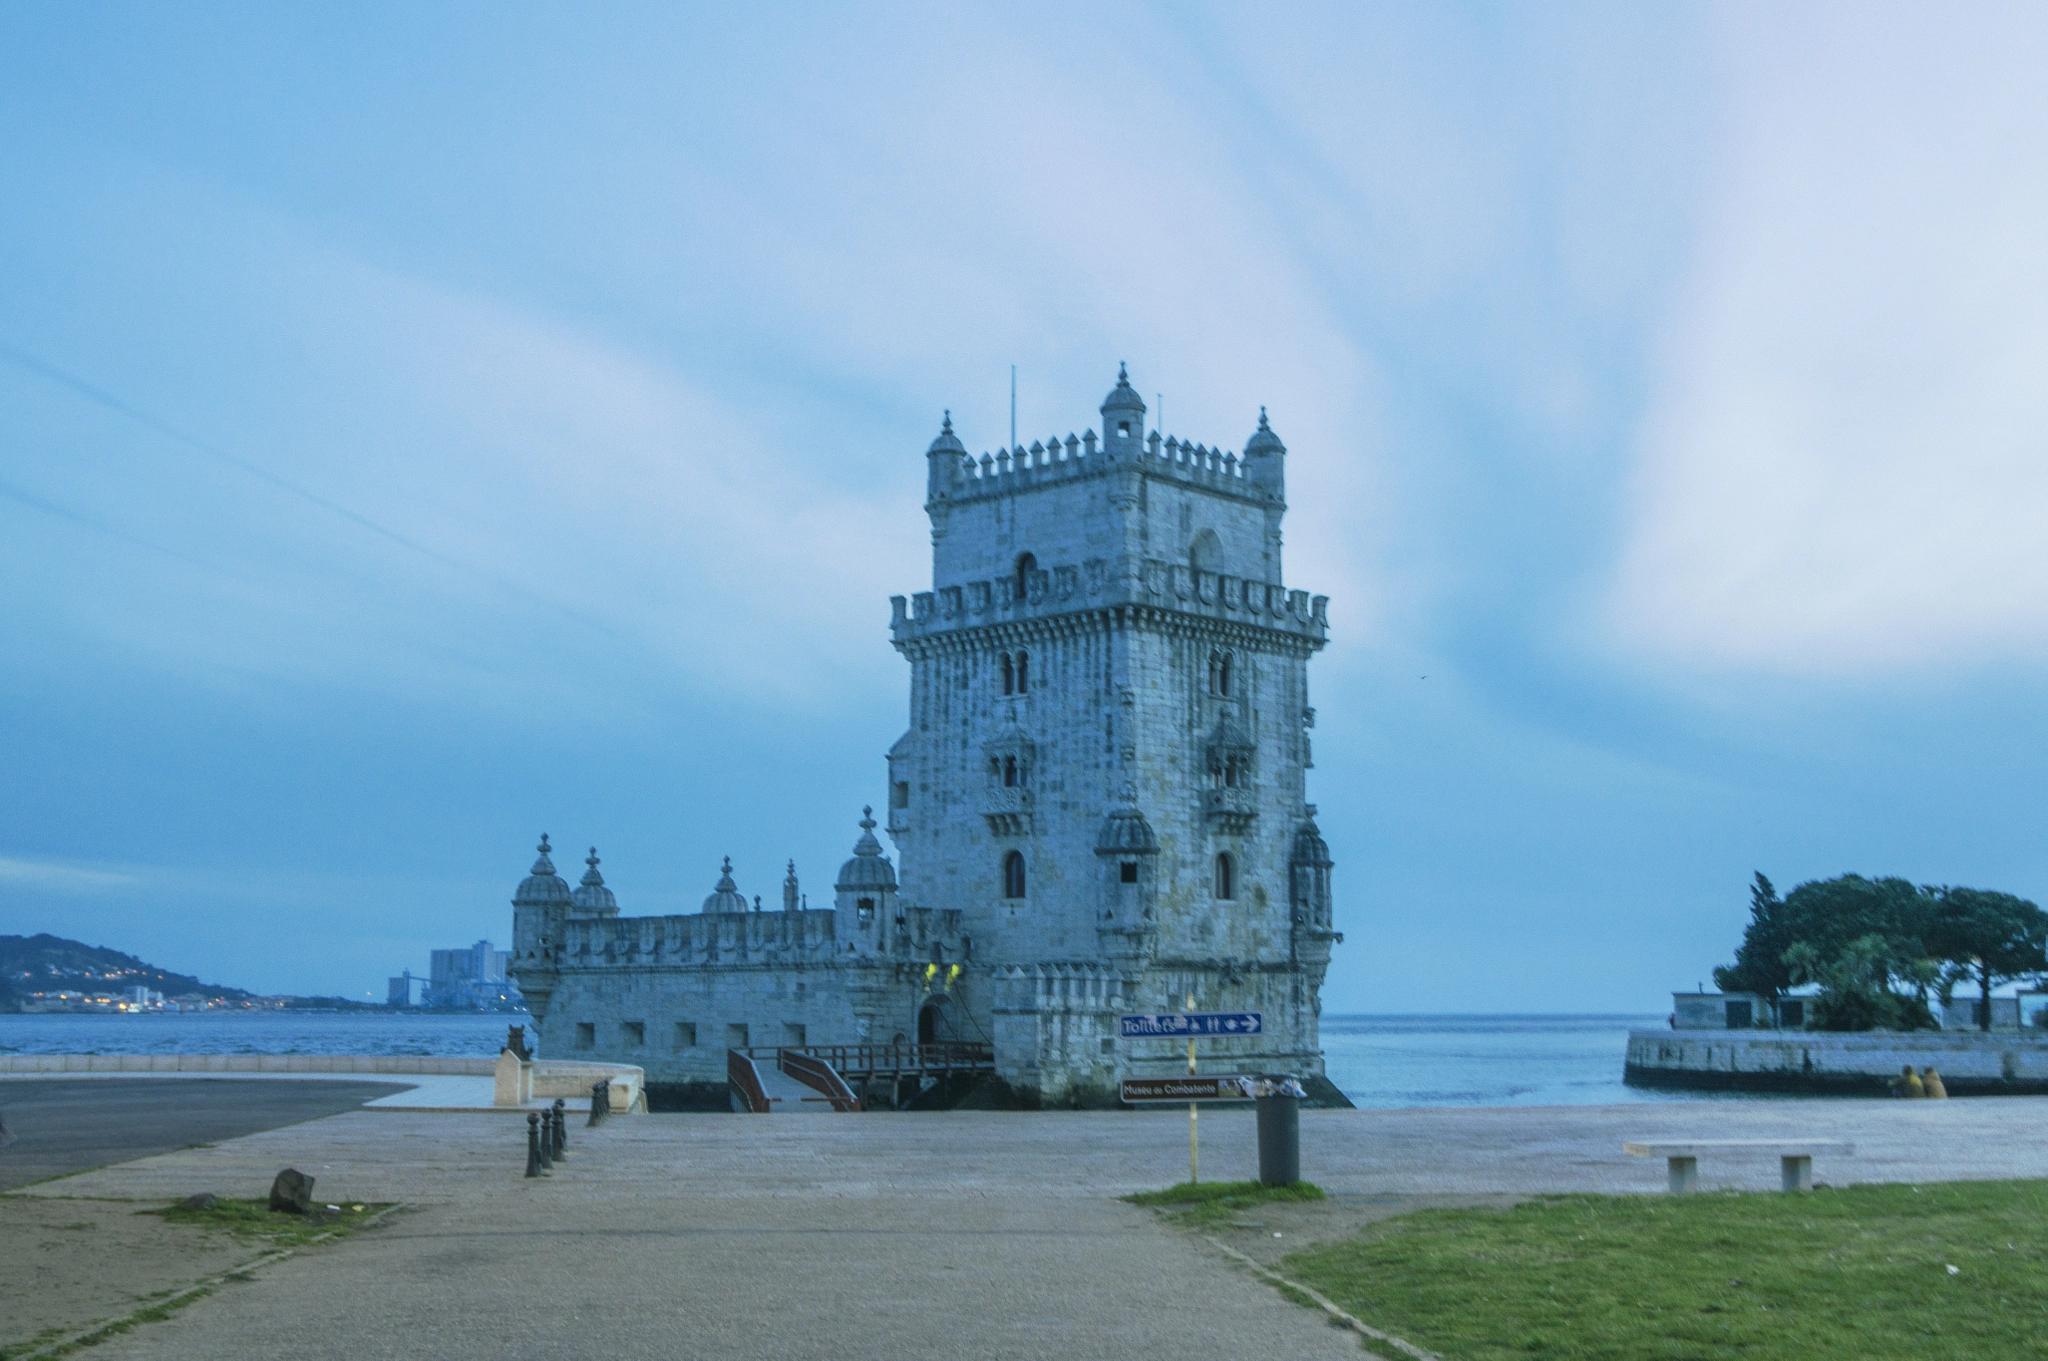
[0,933,253,1011]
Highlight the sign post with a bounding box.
[1117,1006,1265,1186]
[1184,995,1198,1184]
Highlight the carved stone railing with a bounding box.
[1204,787,1259,832]
[893,555,1327,648]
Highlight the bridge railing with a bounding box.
[777,1049,864,1111]
[727,1048,772,1114]
[740,1042,993,1079]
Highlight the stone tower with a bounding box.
[887,366,1340,1105]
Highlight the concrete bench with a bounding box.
[1624,1139,1854,1193]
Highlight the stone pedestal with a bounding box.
[494,1049,533,1107]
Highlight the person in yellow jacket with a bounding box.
[1922,1067,1948,1099]
[1892,1064,1926,1097]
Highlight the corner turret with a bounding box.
[1100,363,1147,459]
[570,846,619,918]
[509,834,570,1033]
[834,806,898,953]
[701,857,751,913]
[926,410,966,504]
[1242,406,1286,500]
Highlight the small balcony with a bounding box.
[982,785,1033,837]
[1203,786,1258,833]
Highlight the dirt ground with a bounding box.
[0,1194,275,1356]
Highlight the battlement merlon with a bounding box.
[922,367,1287,515]
[888,557,1329,650]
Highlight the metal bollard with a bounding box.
[552,1098,568,1158]
[536,1108,554,1171]
[1255,1089,1301,1187]
[588,1079,611,1126]
[525,1112,546,1178]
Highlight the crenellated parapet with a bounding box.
[559,908,842,968]
[890,554,1328,652]
[932,428,1277,509]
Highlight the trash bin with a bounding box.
[1256,1089,1301,1186]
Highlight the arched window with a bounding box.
[1214,853,1236,900]
[1189,528,1222,574]
[1209,650,1234,697]
[1015,650,1029,693]
[1000,652,1014,695]
[1003,755,1018,788]
[1003,851,1027,899]
[1120,860,1139,884]
[1014,552,1037,602]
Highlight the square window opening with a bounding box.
[726,1023,749,1050]
[623,1021,645,1046]
[573,1022,594,1050]
[1120,861,1138,884]
[674,1022,698,1049]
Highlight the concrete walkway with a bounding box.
[0,1078,410,1189]
[22,1095,2048,1359]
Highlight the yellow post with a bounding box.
[1186,992,1198,1185]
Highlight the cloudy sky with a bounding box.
[4,3,2046,1010]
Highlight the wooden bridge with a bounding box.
[728,1042,996,1113]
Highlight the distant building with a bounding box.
[386,970,428,1007]
[424,940,520,1011]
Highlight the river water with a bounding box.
[0,1011,1744,1108]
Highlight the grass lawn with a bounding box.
[142,1196,390,1248]
[1280,1179,2048,1360]
[1124,1180,1325,1228]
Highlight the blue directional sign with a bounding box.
[1119,1011,1263,1038]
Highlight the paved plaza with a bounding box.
[13,1089,2048,1359]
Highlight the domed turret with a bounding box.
[1291,805,1335,932]
[927,410,966,457]
[1100,363,1147,456]
[1291,807,1332,867]
[1242,406,1286,497]
[513,835,573,908]
[1094,807,1160,856]
[836,807,898,893]
[701,856,751,913]
[570,847,618,917]
[926,410,968,502]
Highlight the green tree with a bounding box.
[1924,888,2048,1030]
[1716,873,1945,1031]
[1712,874,1794,1000]
[1716,873,1934,1005]
[1782,934,1937,1032]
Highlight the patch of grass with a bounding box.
[1280,1179,2048,1361]
[0,1326,70,1361]
[1125,1180,1325,1226]
[140,1197,385,1248]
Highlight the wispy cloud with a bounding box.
[0,855,139,892]
[1606,7,2048,675]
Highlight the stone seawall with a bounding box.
[1625,1029,2048,1095]
[0,1053,497,1075]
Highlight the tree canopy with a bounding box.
[1713,874,2048,1031]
